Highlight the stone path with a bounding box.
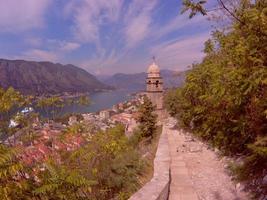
[165,118,248,200]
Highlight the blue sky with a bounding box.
[0,0,217,75]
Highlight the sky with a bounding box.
[0,0,217,75]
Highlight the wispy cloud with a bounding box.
[65,0,123,44]
[150,32,211,70]
[79,48,122,74]
[24,37,44,47]
[27,38,81,51]
[21,49,58,62]
[60,42,81,51]
[124,0,157,48]
[18,39,81,62]
[0,0,215,74]
[153,14,207,40]
[0,0,51,32]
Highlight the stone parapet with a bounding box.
[129,125,170,200]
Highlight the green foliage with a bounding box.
[65,123,85,135]
[64,125,144,200]
[34,161,95,200]
[77,95,91,106]
[166,0,267,196]
[37,96,65,120]
[236,137,267,180]
[136,96,157,139]
[0,87,25,114]
[230,136,267,197]
[0,124,145,200]
[128,129,143,148]
[0,145,32,200]
[181,0,207,18]
[36,95,90,120]
[0,87,27,137]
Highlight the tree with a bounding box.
[0,87,28,140]
[181,0,207,18]
[165,0,267,196]
[182,0,267,37]
[16,112,40,146]
[36,96,65,120]
[33,161,95,200]
[77,95,91,107]
[0,145,31,200]
[136,96,157,139]
[59,125,144,200]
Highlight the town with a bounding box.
[3,92,146,165]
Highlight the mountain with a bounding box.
[0,59,111,95]
[99,69,186,91]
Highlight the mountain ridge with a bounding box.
[0,59,111,95]
[98,69,186,91]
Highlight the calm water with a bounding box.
[58,89,136,116]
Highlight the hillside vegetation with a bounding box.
[0,59,110,95]
[0,86,159,200]
[165,0,267,197]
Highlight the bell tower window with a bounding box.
[155,80,159,88]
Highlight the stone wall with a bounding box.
[129,125,170,200]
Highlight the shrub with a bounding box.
[165,0,267,196]
[136,96,157,139]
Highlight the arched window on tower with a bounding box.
[155,80,159,88]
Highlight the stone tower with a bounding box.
[146,61,163,110]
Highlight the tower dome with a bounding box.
[147,62,160,74]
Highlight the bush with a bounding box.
[165,0,267,196]
[59,125,145,200]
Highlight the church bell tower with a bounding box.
[146,59,163,110]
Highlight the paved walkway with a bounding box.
[165,118,248,200]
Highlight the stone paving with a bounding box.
[166,118,248,200]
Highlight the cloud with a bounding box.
[78,48,121,74]
[124,0,157,48]
[27,38,81,51]
[150,32,211,70]
[0,0,215,74]
[59,42,81,52]
[24,37,43,47]
[0,0,51,32]
[64,0,157,72]
[21,49,59,62]
[153,14,208,40]
[17,40,81,62]
[65,0,123,43]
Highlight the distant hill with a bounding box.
[0,59,111,95]
[99,69,186,91]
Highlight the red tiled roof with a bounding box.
[18,127,85,166]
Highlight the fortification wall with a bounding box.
[129,125,170,200]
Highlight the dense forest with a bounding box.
[165,0,267,197]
